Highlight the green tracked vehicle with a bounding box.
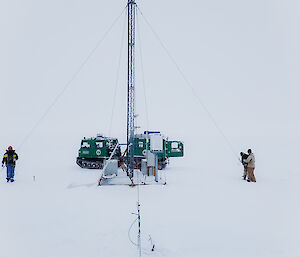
[76,135,121,169]
[77,131,183,170]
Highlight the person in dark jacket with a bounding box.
[2,146,18,182]
[240,152,249,180]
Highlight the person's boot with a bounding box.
[10,178,14,182]
[6,178,10,182]
[247,179,251,182]
[243,175,246,180]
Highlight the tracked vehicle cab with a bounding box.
[76,135,121,169]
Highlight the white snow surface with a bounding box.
[0,1,299,256]
[0,135,297,257]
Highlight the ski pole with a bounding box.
[1,165,5,180]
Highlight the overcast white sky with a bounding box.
[0,0,299,170]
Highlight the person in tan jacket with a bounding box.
[244,149,256,182]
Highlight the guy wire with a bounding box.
[17,6,127,151]
[137,6,240,161]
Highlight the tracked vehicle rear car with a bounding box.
[133,132,184,170]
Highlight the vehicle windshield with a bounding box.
[81,141,90,148]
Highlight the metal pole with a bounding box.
[137,202,142,257]
[155,154,158,182]
[127,0,136,179]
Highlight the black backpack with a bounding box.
[7,151,15,163]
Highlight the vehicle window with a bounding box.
[171,142,179,149]
[81,142,90,148]
[96,142,103,148]
[107,140,114,148]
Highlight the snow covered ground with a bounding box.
[1,1,299,256]
[0,133,298,257]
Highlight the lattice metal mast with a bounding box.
[127,0,136,178]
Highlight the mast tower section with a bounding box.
[127,0,136,178]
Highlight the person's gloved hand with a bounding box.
[1,164,4,168]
